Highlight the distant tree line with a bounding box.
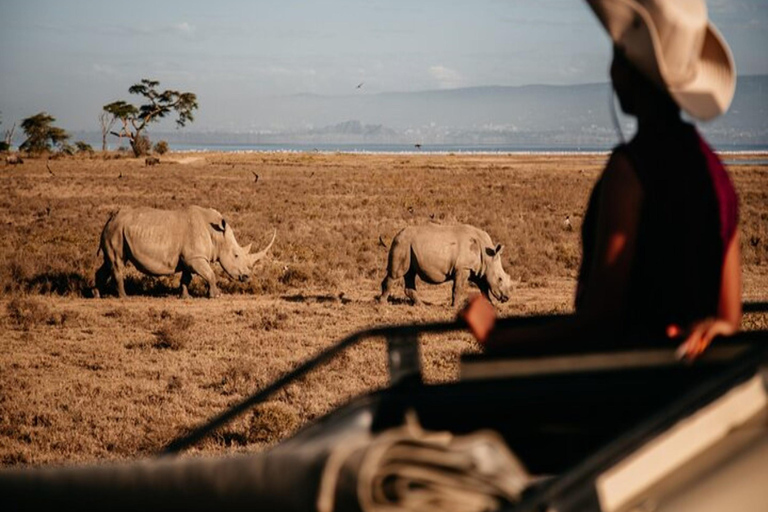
[1,79,197,158]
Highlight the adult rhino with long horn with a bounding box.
[378,223,514,307]
[94,206,276,298]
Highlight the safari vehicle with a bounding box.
[3,305,767,511]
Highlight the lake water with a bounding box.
[164,142,614,154]
[161,142,768,156]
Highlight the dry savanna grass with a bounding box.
[1,151,767,467]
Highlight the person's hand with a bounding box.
[672,318,738,362]
[458,294,496,346]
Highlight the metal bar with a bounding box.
[161,302,766,455]
[386,330,422,386]
[161,321,459,455]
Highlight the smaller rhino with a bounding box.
[378,223,514,306]
[5,154,23,165]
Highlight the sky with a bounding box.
[1,0,766,132]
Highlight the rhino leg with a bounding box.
[180,270,193,299]
[377,276,396,303]
[404,271,422,305]
[105,252,127,298]
[113,265,127,299]
[94,262,111,299]
[451,269,470,307]
[186,259,220,298]
[378,240,411,303]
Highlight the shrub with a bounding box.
[279,266,311,287]
[152,313,194,350]
[75,141,94,154]
[6,297,52,330]
[206,362,260,396]
[59,143,75,156]
[247,402,299,444]
[250,308,288,331]
[153,140,169,155]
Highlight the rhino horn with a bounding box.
[248,229,276,266]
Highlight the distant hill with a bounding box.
[75,75,768,150]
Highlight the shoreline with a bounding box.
[160,148,768,157]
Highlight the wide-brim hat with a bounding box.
[586,0,736,121]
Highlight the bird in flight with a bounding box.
[356,82,364,89]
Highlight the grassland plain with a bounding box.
[1,151,766,466]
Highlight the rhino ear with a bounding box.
[210,219,226,233]
[485,247,496,257]
[244,243,252,253]
[495,244,504,257]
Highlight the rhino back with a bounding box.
[119,208,193,275]
[401,224,484,281]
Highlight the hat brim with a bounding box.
[586,0,736,121]
[669,23,736,122]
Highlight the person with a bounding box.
[461,0,741,361]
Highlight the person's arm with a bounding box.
[461,151,643,349]
[675,232,742,360]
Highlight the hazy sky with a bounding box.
[1,0,766,132]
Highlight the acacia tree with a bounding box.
[103,79,198,157]
[19,112,69,154]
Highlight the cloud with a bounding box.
[32,20,203,41]
[91,63,123,80]
[428,65,464,89]
[172,21,198,39]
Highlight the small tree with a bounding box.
[153,140,169,155]
[75,141,94,154]
[103,79,198,157]
[19,112,70,154]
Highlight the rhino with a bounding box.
[377,223,514,306]
[94,206,275,299]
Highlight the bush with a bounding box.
[6,297,52,330]
[247,402,299,444]
[153,140,169,155]
[59,143,75,156]
[152,313,194,350]
[75,141,94,154]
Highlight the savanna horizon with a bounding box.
[1,151,766,466]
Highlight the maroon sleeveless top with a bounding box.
[576,121,738,336]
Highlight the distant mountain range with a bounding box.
[73,75,767,151]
